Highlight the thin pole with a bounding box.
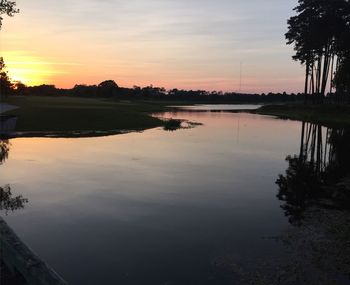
[239,62,243,93]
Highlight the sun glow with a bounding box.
[2,52,63,86]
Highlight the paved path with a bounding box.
[0,103,18,114]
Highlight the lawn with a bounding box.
[3,96,170,134]
[255,103,350,127]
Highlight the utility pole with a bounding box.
[239,62,243,93]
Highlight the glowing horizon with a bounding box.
[1,0,304,93]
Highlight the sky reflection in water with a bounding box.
[2,112,302,285]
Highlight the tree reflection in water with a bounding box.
[0,185,28,215]
[0,139,28,214]
[0,139,10,165]
[277,122,350,225]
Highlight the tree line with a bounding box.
[0,53,308,103]
[1,78,308,103]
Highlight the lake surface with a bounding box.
[172,104,262,111]
[1,111,305,284]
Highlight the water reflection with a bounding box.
[0,139,28,215]
[0,185,28,215]
[1,113,297,285]
[0,139,10,165]
[277,122,350,224]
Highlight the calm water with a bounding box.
[172,104,262,111]
[1,112,304,284]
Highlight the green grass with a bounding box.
[255,103,350,127]
[2,96,171,133]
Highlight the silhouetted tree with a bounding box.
[73,84,97,97]
[0,57,13,97]
[286,0,350,103]
[334,56,350,102]
[13,80,26,91]
[0,56,4,70]
[97,80,119,97]
[0,1,18,97]
[0,0,18,29]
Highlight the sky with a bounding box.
[0,0,305,93]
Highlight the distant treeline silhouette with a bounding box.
[2,80,313,103]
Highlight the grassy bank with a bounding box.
[3,96,171,134]
[255,104,350,127]
[5,96,350,135]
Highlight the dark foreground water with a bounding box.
[1,112,305,284]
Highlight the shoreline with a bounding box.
[253,104,350,128]
[0,217,68,285]
[3,96,350,137]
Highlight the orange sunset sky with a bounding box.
[1,0,304,93]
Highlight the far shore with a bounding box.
[254,103,350,127]
[2,96,350,138]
